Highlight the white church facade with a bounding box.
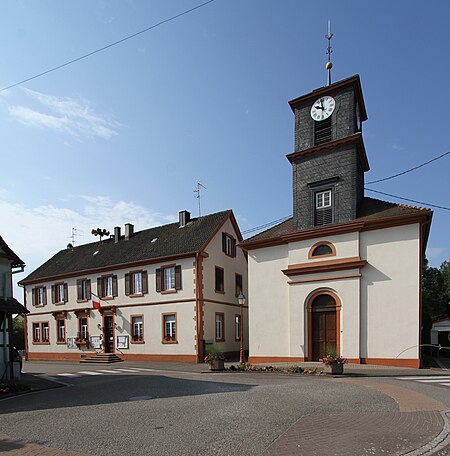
[241,75,432,368]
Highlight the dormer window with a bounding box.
[314,190,333,226]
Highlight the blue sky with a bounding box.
[1,0,449,296]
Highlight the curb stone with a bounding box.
[403,410,450,455]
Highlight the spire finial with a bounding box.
[325,19,333,86]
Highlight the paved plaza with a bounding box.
[0,361,449,455]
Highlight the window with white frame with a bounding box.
[316,190,332,209]
[314,189,333,226]
[78,317,88,340]
[35,287,46,306]
[77,279,91,301]
[132,316,143,342]
[33,323,41,342]
[42,322,49,342]
[163,267,175,291]
[132,272,142,294]
[215,313,224,341]
[55,283,65,303]
[57,319,66,343]
[163,314,176,342]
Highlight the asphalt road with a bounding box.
[1,362,449,455]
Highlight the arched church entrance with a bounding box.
[307,291,340,361]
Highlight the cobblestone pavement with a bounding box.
[263,378,448,456]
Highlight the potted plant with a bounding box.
[204,346,225,371]
[320,351,347,375]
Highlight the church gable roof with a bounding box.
[241,197,431,247]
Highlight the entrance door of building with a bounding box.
[311,294,337,361]
[103,316,114,353]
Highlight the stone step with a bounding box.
[80,353,124,364]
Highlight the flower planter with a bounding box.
[209,359,225,371]
[327,362,344,375]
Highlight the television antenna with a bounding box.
[194,182,207,217]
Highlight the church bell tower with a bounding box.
[287,25,370,231]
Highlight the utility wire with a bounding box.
[0,0,215,93]
[365,187,450,211]
[242,215,292,235]
[366,150,450,184]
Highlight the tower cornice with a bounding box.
[288,74,368,122]
[286,133,370,172]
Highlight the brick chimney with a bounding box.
[114,226,121,243]
[179,210,190,228]
[124,223,134,240]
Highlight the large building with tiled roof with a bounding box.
[20,210,248,363]
[240,74,432,368]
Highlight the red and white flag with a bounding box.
[92,301,101,310]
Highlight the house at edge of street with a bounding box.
[240,74,432,368]
[19,210,248,363]
[0,235,27,380]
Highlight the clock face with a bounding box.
[310,95,335,121]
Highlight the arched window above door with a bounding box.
[308,241,336,259]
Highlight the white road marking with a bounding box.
[417,378,450,383]
[77,371,104,375]
[56,373,79,377]
[96,369,118,374]
[440,383,450,387]
[396,376,450,380]
[115,368,142,372]
[130,367,156,372]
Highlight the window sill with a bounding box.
[76,299,88,303]
[131,340,145,344]
[215,339,225,343]
[100,296,114,301]
[224,252,236,258]
[161,290,177,295]
[56,341,66,345]
[33,341,50,345]
[54,302,66,306]
[215,290,225,294]
[129,293,144,298]
[161,340,178,344]
[33,304,45,308]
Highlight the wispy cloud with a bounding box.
[426,247,447,261]
[7,88,121,139]
[0,193,175,298]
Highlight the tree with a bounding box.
[422,257,450,344]
[11,316,25,350]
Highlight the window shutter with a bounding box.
[112,275,118,297]
[51,285,55,304]
[175,265,182,290]
[222,233,227,253]
[32,288,36,306]
[142,271,148,294]
[232,238,237,257]
[125,273,130,296]
[86,280,91,299]
[77,280,82,300]
[64,283,68,302]
[156,268,162,292]
[97,278,102,297]
[43,287,47,305]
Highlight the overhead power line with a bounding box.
[365,187,450,211]
[366,150,450,185]
[242,215,292,235]
[0,0,215,93]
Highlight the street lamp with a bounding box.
[237,292,246,364]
